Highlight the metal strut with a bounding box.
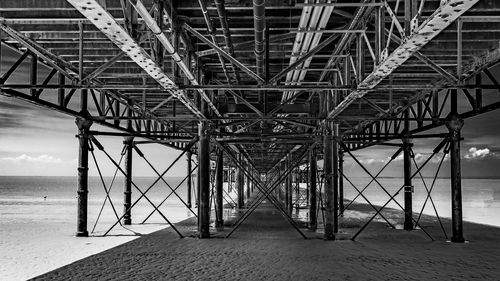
[413,141,450,239]
[216,142,310,239]
[348,139,449,241]
[133,144,197,218]
[90,136,189,238]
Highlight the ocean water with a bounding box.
[0,176,197,234]
[1,176,499,232]
[340,177,500,227]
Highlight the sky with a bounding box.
[1,46,500,179]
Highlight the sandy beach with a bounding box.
[0,198,194,281]
[31,201,500,281]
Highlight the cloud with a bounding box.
[1,154,63,164]
[359,158,386,165]
[464,147,491,159]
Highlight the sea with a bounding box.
[1,175,499,233]
[0,176,499,279]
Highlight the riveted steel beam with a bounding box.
[66,0,205,119]
[327,0,480,119]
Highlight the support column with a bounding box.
[237,154,244,208]
[198,121,210,238]
[287,157,293,214]
[403,138,413,230]
[123,137,133,225]
[309,148,317,230]
[447,115,465,242]
[246,166,251,200]
[339,149,344,215]
[215,149,224,230]
[186,151,192,208]
[324,121,335,240]
[332,123,339,233]
[295,167,300,210]
[75,117,92,237]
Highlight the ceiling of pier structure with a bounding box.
[1,0,500,173]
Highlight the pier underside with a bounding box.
[1,0,500,242]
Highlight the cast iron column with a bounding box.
[403,138,413,230]
[246,166,251,200]
[215,149,224,230]
[198,121,210,238]
[447,115,465,242]
[186,150,192,208]
[237,154,244,208]
[123,137,133,225]
[309,148,317,230]
[287,157,293,214]
[324,121,335,240]
[295,167,300,210]
[75,117,92,237]
[332,123,339,233]
[339,149,344,215]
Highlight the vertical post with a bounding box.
[123,137,133,225]
[447,113,465,242]
[306,162,310,207]
[404,0,412,36]
[198,120,210,238]
[287,156,293,214]
[78,21,87,111]
[403,108,413,230]
[75,117,92,237]
[246,164,251,200]
[295,167,300,210]
[403,138,413,230]
[154,0,164,66]
[237,154,244,208]
[285,158,289,212]
[58,71,65,106]
[338,149,344,215]
[309,148,317,231]
[356,34,364,83]
[475,74,482,111]
[324,120,335,240]
[30,52,37,97]
[332,123,339,233]
[457,20,462,80]
[186,151,192,208]
[215,148,224,230]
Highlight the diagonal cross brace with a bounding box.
[134,145,197,218]
[92,136,184,237]
[341,142,433,240]
[348,139,450,241]
[141,163,199,224]
[412,143,450,239]
[215,141,310,239]
[217,143,299,230]
[342,146,403,212]
[92,136,197,237]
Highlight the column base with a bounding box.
[75,230,88,237]
[404,223,414,231]
[198,232,210,239]
[323,233,336,241]
[451,236,465,243]
[215,220,224,231]
[123,218,132,225]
